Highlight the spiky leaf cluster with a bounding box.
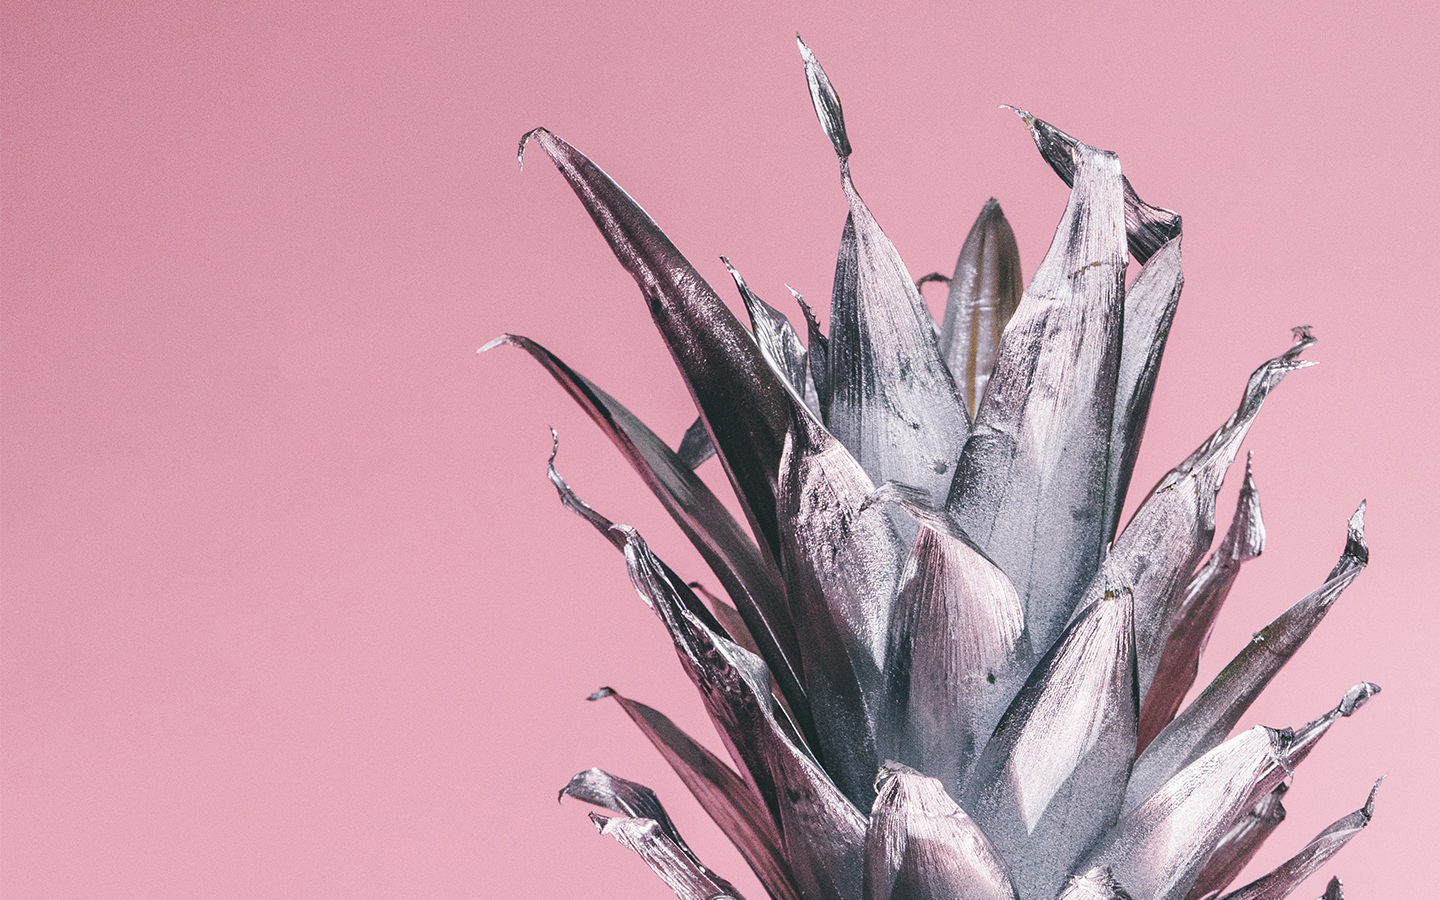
[487,37,1380,900]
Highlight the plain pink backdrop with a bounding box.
[3,2,1436,898]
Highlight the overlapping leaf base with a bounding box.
[490,37,1380,900]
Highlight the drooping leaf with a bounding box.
[1138,454,1265,752]
[591,812,747,900]
[677,416,717,469]
[615,524,868,900]
[1057,867,1138,900]
[775,412,903,807]
[530,423,810,735]
[938,198,1023,418]
[864,763,1018,900]
[1217,780,1381,900]
[1126,506,1369,812]
[1186,785,1288,900]
[725,258,815,415]
[1074,329,1316,709]
[588,688,798,900]
[945,133,1128,655]
[520,126,797,571]
[799,37,970,503]
[1102,235,1184,542]
[873,482,1025,796]
[1085,726,1295,900]
[961,588,1137,900]
[1010,109,1181,264]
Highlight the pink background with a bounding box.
[3,2,1436,898]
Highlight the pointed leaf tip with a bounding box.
[797,35,851,160]
[518,127,548,169]
[588,686,616,701]
[478,334,509,354]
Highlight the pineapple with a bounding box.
[486,36,1380,900]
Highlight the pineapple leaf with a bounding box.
[1077,329,1317,713]
[1104,235,1185,543]
[1126,507,1370,812]
[961,587,1138,900]
[1086,726,1296,900]
[872,482,1025,797]
[939,198,1024,420]
[561,768,705,867]
[864,763,1019,900]
[1216,779,1380,900]
[801,39,971,504]
[775,413,902,807]
[1186,785,1289,900]
[1008,108,1181,264]
[946,135,1128,656]
[793,288,832,422]
[615,525,869,900]
[587,688,799,900]
[1057,867,1138,900]
[723,258,821,417]
[676,416,716,469]
[520,127,799,573]
[1138,454,1265,752]
[590,812,747,900]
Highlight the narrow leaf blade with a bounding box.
[592,813,747,900]
[939,198,1023,418]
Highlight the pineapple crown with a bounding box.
[486,36,1381,900]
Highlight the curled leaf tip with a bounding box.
[477,334,513,354]
[587,686,616,701]
[1339,681,1381,716]
[517,127,550,170]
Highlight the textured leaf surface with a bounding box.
[1057,867,1138,900]
[562,768,704,866]
[800,38,970,503]
[1076,330,1315,708]
[1103,236,1184,542]
[775,413,902,806]
[616,525,868,900]
[589,689,798,900]
[961,588,1137,900]
[1217,780,1380,900]
[877,483,1025,796]
[1086,726,1295,900]
[946,135,1127,654]
[725,258,815,415]
[1126,507,1368,811]
[1185,786,1287,900]
[1138,455,1265,752]
[592,813,746,900]
[864,764,1018,900]
[521,127,796,570]
[938,199,1023,418]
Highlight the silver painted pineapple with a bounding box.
[487,36,1380,900]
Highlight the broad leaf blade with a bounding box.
[591,813,747,900]
[590,688,799,900]
[800,38,970,503]
[677,416,717,469]
[1126,508,1369,812]
[939,198,1023,418]
[1103,235,1184,542]
[520,127,796,570]
[1086,726,1295,900]
[1138,455,1265,752]
[1218,780,1381,900]
[947,135,1128,657]
[877,484,1024,796]
[864,764,1018,900]
[1012,109,1181,264]
[961,588,1137,900]
[776,413,903,806]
